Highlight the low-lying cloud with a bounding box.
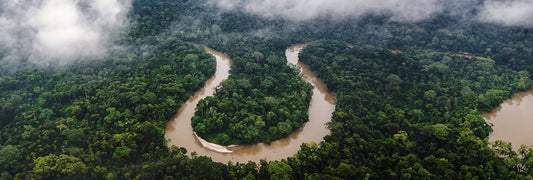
[0,0,131,66]
[208,0,443,22]
[477,0,533,28]
[207,0,533,27]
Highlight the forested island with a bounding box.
[1,0,533,179]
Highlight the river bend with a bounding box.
[482,90,533,150]
[165,44,336,163]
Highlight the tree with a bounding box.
[142,91,158,104]
[33,154,88,178]
[113,146,133,164]
[385,74,402,92]
[268,161,293,180]
[214,133,231,145]
[185,54,200,62]
[0,145,22,173]
[63,128,85,147]
[431,124,450,140]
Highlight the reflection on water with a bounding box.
[164,44,336,163]
[482,90,533,150]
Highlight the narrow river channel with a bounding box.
[164,44,336,163]
[482,90,533,150]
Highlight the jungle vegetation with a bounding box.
[1,0,533,179]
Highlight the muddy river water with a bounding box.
[482,90,533,150]
[165,44,336,163]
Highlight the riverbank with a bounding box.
[165,44,335,163]
[482,89,533,150]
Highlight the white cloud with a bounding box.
[477,0,533,27]
[0,0,131,65]
[207,0,444,22]
[208,0,533,27]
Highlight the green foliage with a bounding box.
[0,145,22,173]
[0,38,216,178]
[293,40,533,179]
[268,161,293,180]
[2,0,533,179]
[33,154,88,178]
[113,146,133,163]
[191,43,312,145]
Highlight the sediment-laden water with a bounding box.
[165,44,336,163]
[482,90,533,150]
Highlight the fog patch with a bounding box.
[0,0,132,67]
[206,0,444,22]
[208,0,533,28]
[477,0,533,28]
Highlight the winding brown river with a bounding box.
[164,44,336,163]
[482,90,533,150]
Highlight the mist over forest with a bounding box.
[0,0,131,74]
[1,0,533,179]
[0,0,531,70]
[208,0,533,25]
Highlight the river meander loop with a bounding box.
[165,44,336,163]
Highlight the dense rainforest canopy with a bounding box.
[191,45,312,145]
[1,0,533,179]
